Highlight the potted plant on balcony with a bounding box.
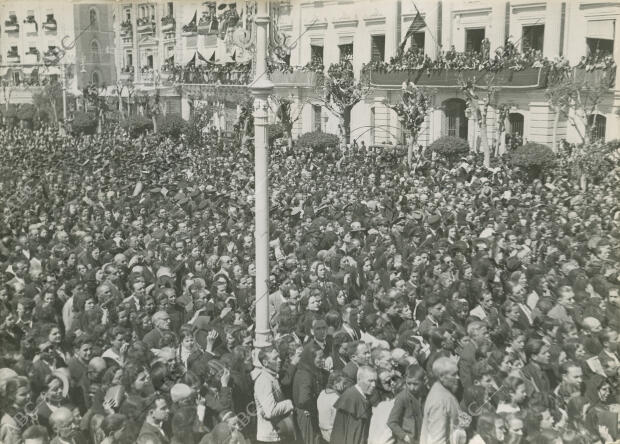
[23,15,37,34]
[5,15,19,33]
[161,15,175,32]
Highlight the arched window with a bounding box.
[92,71,100,86]
[588,114,606,142]
[442,98,468,140]
[89,8,98,26]
[90,40,100,62]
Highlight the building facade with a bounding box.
[74,2,117,90]
[0,1,117,107]
[0,1,78,103]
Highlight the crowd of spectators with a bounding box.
[0,124,619,444]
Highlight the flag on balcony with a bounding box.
[399,11,426,53]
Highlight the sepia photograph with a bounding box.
[0,0,619,443]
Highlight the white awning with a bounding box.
[310,37,324,46]
[22,66,37,75]
[339,35,354,45]
[587,19,615,40]
[0,67,8,76]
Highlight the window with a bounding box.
[443,99,468,140]
[522,25,544,52]
[147,54,153,68]
[125,9,131,21]
[168,2,173,17]
[588,114,606,142]
[339,43,353,62]
[151,5,155,20]
[508,113,524,143]
[310,44,323,64]
[465,28,485,53]
[92,71,100,85]
[89,8,98,25]
[587,38,614,57]
[127,52,133,66]
[411,32,425,52]
[586,19,615,57]
[91,40,100,62]
[371,35,385,62]
[313,105,322,132]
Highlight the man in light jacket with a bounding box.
[251,347,294,443]
[420,357,460,444]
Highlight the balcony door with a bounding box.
[442,98,468,140]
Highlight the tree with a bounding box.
[237,95,254,148]
[387,82,433,167]
[2,80,14,112]
[458,75,499,169]
[32,81,65,126]
[495,104,510,156]
[546,74,609,147]
[546,72,610,189]
[269,95,308,150]
[83,83,109,133]
[112,81,126,117]
[317,60,371,148]
[135,89,165,133]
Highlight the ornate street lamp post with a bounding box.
[251,0,274,347]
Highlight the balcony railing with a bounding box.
[366,66,549,89]
[120,70,134,81]
[42,19,57,31]
[120,21,132,37]
[161,16,175,32]
[270,70,321,87]
[574,66,616,88]
[182,23,197,37]
[4,20,19,33]
[136,18,155,33]
[23,18,37,34]
[43,49,59,63]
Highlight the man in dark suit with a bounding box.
[137,396,171,444]
[330,366,376,444]
[342,342,371,383]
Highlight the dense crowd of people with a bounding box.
[0,124,619,444]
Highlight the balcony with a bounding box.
[7,53,20,63]
[4,20,19,33]
[182,23,197,37]
[198,14,217,35]
[161,16,175,32]
[573,66,616,88]
[366,67,549,89]
[120,72,134,81]
[43,49,60,64]
[120,21,132,38]
[24,51,39,65]
[42,18,57,31]
[23,18,37,34]
[271,70,321,87]
[136,18,155,34]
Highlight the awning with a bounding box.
[0,67,8,76]
[310,37,324,46]
[185,50,211,67]
[587,19,615,40]
[22,66,37,75]
[339,35,354,45]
